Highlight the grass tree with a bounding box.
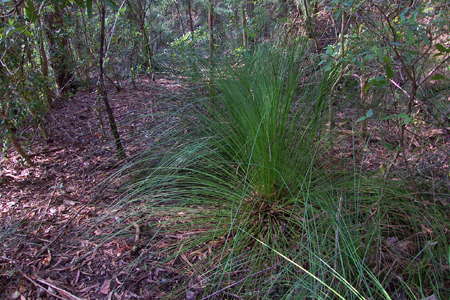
[106,44,447,298]
[110,45,319,289]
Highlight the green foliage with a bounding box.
[170,28,208,50]
[324,0,449,122]
[0,15,49,149]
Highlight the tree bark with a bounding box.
[208,0,215,97]
[186,0,194,41]
[208,0,214,61]
[246,0,254,19]
[98,1,126,160]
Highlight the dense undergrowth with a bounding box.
[104,45,448,299]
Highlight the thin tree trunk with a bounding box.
[138,0,153,78]
[38,27,54,108]
[141,22,154,80]
[246,0,254,19]
[241,4,247,48]
[127,0,154,80]
[175,2,185,35]
[186,0,194,41]
[279,0,288,18]
[25,38,34,70]
[208,0,214,61]
[79,9,95,85]
[359,76,369,138]
[4,119,33,166]
[302,0,319,51]
[44,3,75,97]
[98,1,126,160]
[246,0,254,45]
[208,0,215,97]
[328,11,347,141]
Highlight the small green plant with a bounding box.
[170,28,208,50]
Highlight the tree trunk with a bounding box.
[98,1,126,160]
[186,0,194,41]
[302,0,319,51]
[127,0,154,80]
[44,4,75,97]
[241,4,248,48]
[141,22,154,80]
[359,76,370,138]
[38,26,55,108]
[246,0,254,45]
[208,0,214,61]
[175,2,185,35]
[208,0,215,97]
[279,0,288,18]
[246,0,254,19]
[4,119,33,166]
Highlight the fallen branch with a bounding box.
[19,271,85,300]
[35,277,85,300]
[29,147,65,158]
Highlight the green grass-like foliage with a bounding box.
[111,45,448,299]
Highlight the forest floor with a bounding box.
[0,76,190,299]
[1,76,448,300]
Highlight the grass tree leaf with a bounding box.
[356,109,374,123]
[435,43,450,53]
[383,55,394,79]
[430,74,446,81]
[24,0,38,23]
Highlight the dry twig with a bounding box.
[19,271,85,300]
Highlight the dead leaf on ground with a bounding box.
[99,279,111,295]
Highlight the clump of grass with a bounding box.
[108,45,448,299]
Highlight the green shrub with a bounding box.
[109,44,447,299]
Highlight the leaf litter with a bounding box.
[0,76,187,299]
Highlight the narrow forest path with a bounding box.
[1,77,187,299]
